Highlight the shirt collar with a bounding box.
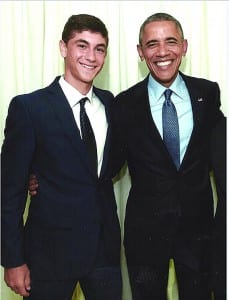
[148,73,185,102]
[59,76,93,107]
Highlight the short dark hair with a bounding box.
[139,12,184,45]
[62,14,109,46]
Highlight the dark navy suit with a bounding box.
[112,72,224,300]
[1,77,121,299]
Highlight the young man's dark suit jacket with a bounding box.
[1,76,121,280]
[112,72,224,273]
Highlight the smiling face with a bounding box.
[59,30,107,94]
[137,20,188,87]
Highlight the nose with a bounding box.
[157,42,169,56]
[86,48,96,61]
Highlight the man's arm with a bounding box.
[1,97,35,291]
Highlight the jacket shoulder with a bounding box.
[115,77,148,103]
[181,72,219,88]
[94,86,114,98]
[12,77,59,104]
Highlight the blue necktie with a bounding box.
[162,89,180,169]
[80,97,98,174]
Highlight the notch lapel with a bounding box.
[46,78,96,176]
[180,73,207,167]
[93,88,112,178]
[134,77,174,161]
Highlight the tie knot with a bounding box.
[164,89,172,102]
[79,97,89,107]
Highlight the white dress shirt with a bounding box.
[148,74,193,163]
[59,76,107,176]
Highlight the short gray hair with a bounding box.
[139,12,184,45]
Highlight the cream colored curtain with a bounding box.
[0,1,228,300]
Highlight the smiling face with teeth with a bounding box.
[59,30,107,94]
[137,20,188,87]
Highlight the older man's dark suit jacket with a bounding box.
[1,76,121,280]
[112,72,224,272]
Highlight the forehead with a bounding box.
[70,30,107,46]
[142,20,182,40]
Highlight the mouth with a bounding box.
[156,60,172,67]
[79,62,96,70]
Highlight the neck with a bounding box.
[63,75,92,95]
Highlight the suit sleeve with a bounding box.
[1,96,35,268]
[210,116,226,288]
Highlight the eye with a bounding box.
[96,47,106,54]
[77,43,87,49]
[146,42,158,49]
[166,39,178,46]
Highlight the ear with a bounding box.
[59,40,67,58]
[182,39,188,57]
[137,44,144,61]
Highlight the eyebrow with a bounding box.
[76,39,107,48]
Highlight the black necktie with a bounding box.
[162,89,180,169]
[79,97,98,174]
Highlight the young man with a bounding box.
[112,12,224,300]
[1,14,122,300]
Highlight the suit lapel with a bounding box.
[134,77,173,160]
[46,77,95,176]
[134,77,160,136]
[135,75,208,169]
[179,73,207,167]
[93,87,112,178]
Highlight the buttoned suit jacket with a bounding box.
[112,72,224,271]
[1,76,121,280]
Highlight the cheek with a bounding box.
[175,48,185,59]
[143,54,154,67]
[143,49,154,60]
[175,54,183,66]
[96,55,106,67]
[66,56,78,71]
